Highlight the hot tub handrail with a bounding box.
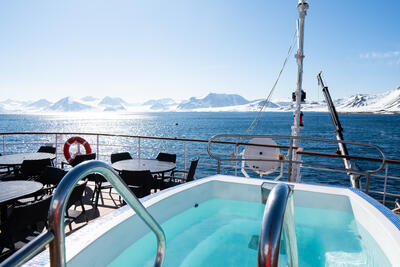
[258,183,297,267]
[1,160,166,267]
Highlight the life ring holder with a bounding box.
[63,136,92,163]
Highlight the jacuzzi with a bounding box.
[26,175,400,266]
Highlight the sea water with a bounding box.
[0,112,399,197]
[108,198,390,267]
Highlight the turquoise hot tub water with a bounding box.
[108,198,390,267]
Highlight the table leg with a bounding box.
[94,181,101,211]
[0,205,8,225]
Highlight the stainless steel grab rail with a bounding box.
[258,183,297,267]
[1,160,166,267]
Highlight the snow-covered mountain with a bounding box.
[142,98,177,111]
[99,96,127,106]
[27,99,52,109]
[0,87,399,114]
[81,96,98,102]
[0,99,31,112]
[98,97,127,112]
[332,87,400,113]
[143,98,175,106]
[178,93,249,110]
[49,97,93,112]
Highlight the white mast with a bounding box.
[289,0,309,182]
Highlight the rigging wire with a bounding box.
[225,29,297,165]
[229,30,298,164]
[243,30,297,135]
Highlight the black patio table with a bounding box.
[112,158,176,191]
[112,159,176,174]
[0,180,43,222]
[0,180,43,205]
[0,152,55,167]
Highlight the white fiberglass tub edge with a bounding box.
[25,175,400,266]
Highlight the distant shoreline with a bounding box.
[0,110,399,116]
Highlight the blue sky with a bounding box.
[0,0,399,102]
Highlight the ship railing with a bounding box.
[0,132,213,177]
[207,134,400,206]
[1,132,400,207]
[208,134,386,187]
[0,160,166,267]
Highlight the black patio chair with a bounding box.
[58,153,107,209]
[91,173,119,210]
[90,152,133,208]
[36,166,67,194]
[0,196,51,258]
[65,180,89,232]
[20,158,52,180]
[37,146,57,166]
[162,158,199,189]
[120,170,154,199]
[111,152,132,164]
[156,152,176,163]
[37,146,56,154]
[0,153,11,178]
[62,153,96,169]
[72,152,118,209]
[154,152,177,189]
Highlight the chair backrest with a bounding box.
[120,170,153,197]
[156,152,176,163]
[66,181,88,210]
[70,153,96,167]
[37,166,67,187]
[111,152,132,164]
[3,196,51,234]
[37,146,56,154]
[186,158,199,182]
[21,158,53,179]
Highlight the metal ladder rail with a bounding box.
[1,160,166,267]
[258,183,297,267]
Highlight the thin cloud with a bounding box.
[360,51,400,59]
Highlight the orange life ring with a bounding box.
[63,136,92,163]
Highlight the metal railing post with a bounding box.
[234,145,238,176]
[365,173,371,195]
[96,135,100,160]
[59,134,64,168]
[217,160,221,174]
[183,141,187,171]
[54,134,58,166]
[138,137,141,159]
[383,163,389,204]
[287,137,294,181]
[2,135,5,154]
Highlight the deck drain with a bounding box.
[248,235,259,250]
